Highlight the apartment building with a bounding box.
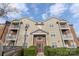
[76,38,79,47]
[3,17,77,52]
[0,24,5,44]
[69,24,79,47]
[0,21,10,45]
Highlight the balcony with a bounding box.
[6,34,17,41]
[62,34,73,40]
[9,25,20,30]
[64,44,69,48]
[59,22,69,29]
[63,39,76,48]
[60,25,69,29]
[64,44,74,48]
[64,43,76,48]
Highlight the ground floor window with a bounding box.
[52,42,57,48]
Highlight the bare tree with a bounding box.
[0,3,19,17]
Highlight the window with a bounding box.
[51,33,55,38]
[52,42,57,48]
[50,24,53,28]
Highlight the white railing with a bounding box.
[6,34,17,41]
[64,44,76,48]
[64,44,69,48]
[62,34,73,40]
[10,25,19,29]
[60,25,69,29]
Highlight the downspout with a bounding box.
[23,30,27,48]
[23,24,29,48]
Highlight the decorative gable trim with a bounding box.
[30,29,49,34]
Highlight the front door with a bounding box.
[37,43,43,52]
[33,34,46,52]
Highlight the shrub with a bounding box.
[44,46,51,56]
[44,46,79,56]
[29,46,37,48]
[69,48,76,56]
[44,46,51,49]
[47,48,57,56]
[56,48,70,56]
[75,48,79,56]
[24,46,37,56]
[46,48,70,56]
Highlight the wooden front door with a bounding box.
[33,34,46,52]
[37,43,43,52]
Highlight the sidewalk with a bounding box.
[37,52,44,56]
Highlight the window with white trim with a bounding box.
[49,24,53,28]
[52,42,57,48]
[51,33,55,38]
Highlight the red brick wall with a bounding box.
[0,23,10,44]
[69,25,79,47]
[0,24,5,44]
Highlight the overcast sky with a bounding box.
[0,3,79,37]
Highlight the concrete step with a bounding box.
[37,52,44,56]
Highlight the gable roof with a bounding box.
[10,17,69,24]
[11,17,38,23]
[30,29,49,34]
[42,17,68,22]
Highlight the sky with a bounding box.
[0,3,79,37]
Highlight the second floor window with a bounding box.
[50,24,53,28]
[51,33,55,38]
[52,42,57,48]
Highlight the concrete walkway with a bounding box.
[37,52,44,56]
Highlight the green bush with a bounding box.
[24,46,37,56]
[69,48,76,56]
[48,48,57,56]
[44,46,51,56]
[45,48,70,56]
[75,48,79,56]
[29,46,37,48]
[44,47,79,56]
[56,48,70,56]
[44,46,51,49]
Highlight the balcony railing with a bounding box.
[64,44,69,48]
[6,34,17,41]
[60,25,69,29]
[62,34,73,40]
[64,44,76,48]
[10,25,20,29]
